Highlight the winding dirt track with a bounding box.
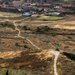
[13,20,41,50]
[1,15,75,75]
[14,20,61,75]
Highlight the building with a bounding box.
[12,1,23,6]
[23,0,52,3]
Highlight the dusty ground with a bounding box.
[0,14,75,75]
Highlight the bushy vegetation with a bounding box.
[0,21,15,29]
[32,26,75,36]
[33,26,56,36]
[34,26,50,34]
[23,26,31,30]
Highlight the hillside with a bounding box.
[0,12,75,75]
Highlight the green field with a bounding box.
[34,16,64,21]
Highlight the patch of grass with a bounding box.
[35,16,63,21]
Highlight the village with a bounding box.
[0,0,75,16]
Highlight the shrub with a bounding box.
[36,27,42,33]
[24,45,29,48]
[23,26,28,30]
[15,43,19,46]
[34,26,50,34]
[0,21,15,29]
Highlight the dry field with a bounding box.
[0,13,75,75]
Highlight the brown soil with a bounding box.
[0,15,75,75]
